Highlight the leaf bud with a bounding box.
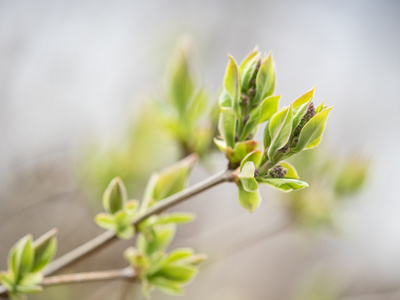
[268,165,287,178]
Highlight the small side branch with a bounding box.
[42,267,136,287]
[0,268,136,298]
[43,169,233,276]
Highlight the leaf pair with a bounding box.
[264,87,333,163]
[125,215,200,298]
[157,37,213,157]
[0,230,57,299]
[95,177,138,239]
[125,244,205,297]
[216,48,277,168]
[236,150,308,213]
[141,154,197,211]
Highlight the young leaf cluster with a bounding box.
[155,38,214,157]
[216,48,333,213]
[215,48,278,169]
[124,223,205,296]
[282,149,369,230]
[0,230,57,299]
[95,154,201,297]
[95,177,139,239]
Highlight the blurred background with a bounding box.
[1,0,400,299]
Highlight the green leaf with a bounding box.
[294,106,333,152]
[268,105,293,160]
[279,162,299,179]
[238,181,261,213]
[15,284,42,294]
[240,95,279,141]
[183,254,207,266]
[116,225,134,240]
[253,53,275,105]
[226,140,258,166]
[218,90,232,108]
[146,225,176,256]
[224,55,241,114]
[239,49,260,91]
[141,277,151,298]
[240,150,263,170]
[136,233,148,254]
[154,264,197,284]
[315,101,325,114]
[124,247,138,266]
[334,157,369,196]
[32,229,57,272]
[114,211,135,239]
[95,213,116,231]
[213,138,227,152]
[292,100,312,132]
[152,154,197,202]
[0,272,15,291]
[8,245,18,280]
[155,213,195,225]
[257,95,281,124]
[239,115,258,141]
[263,120,271,150]
[141,173,159,212]
[124,200,139,218]
[165,248,194,264]
[102,177,127,214]
[149,277,184,295]
[186,88,208,122]
[168,38,194,114]
[239,162,259,192]
[293,86,315,109]
[19,272,43,287]
[16,235,34,277]
[258,178,308,192]
[218,107,237,148]
[147,252,166,276]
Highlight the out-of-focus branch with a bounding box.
[41,267,136,287]
[43,169,233,276]
[0,169,233,298]
[339,285,400,299]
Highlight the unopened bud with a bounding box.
[268,165,287,178]
[248,87,256,98]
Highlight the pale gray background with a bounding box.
[1,0,400,299]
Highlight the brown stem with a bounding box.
[0,169,233,298]
[43,169,233,276]
[41,267,136,287]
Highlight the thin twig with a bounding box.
[43,169,232,276]
[0,169,232,297]
[338,285,400,299]
[41,267,136,287]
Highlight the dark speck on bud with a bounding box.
[246,133,254,140]
[243,115,249,124]
[278,142,289,153]
[256,59,262,70]
[254,169,259,177]
[268,165,287,178]
[305,102,316,120]
[248,87,256,98]
[294,102,316,137]
[240,93,249,106]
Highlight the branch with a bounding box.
[43,169,233,276]
[0,169,232,298]
[338,285,400,299]
[41,267,136,287]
